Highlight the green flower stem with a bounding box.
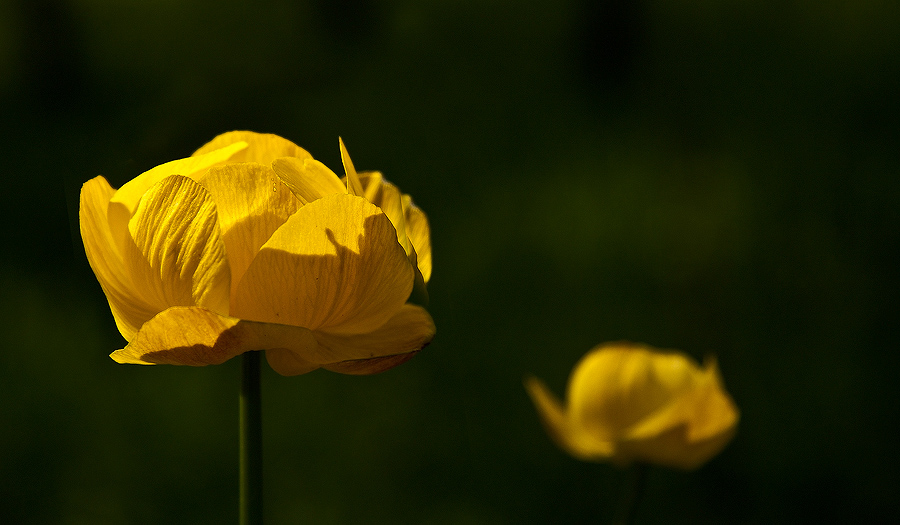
[613,463,648,525]
[240,351,263,525]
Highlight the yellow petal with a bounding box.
[356,172,410,253]
[260,305,434,375]
[339,137,365,196]
[618,416,737,470]
[525,376,573,449]
[232,193,414,335]
[271,156,346,204]
[404,198,432,283]
[192,131,313,164]
[358,172,431,283]
[314,303,435,361]
[109,141,248,221]
[525,376,616,460]
[264,348,321,376]
[80,176,159,340]
[124,175,230,317]
[111,306,320,367]
[193,163,302,302]
[358,171,384,203]
[624,357,739,444]
[615,358,738,470]
[323,353,419,375]
[568,343,696,436]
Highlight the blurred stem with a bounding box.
[612,463,647,525]
[240,351,263,525]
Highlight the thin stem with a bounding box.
[240,351,263,525]
[612,463,648,525]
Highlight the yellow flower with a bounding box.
[525,342,738,470]
[80,131,434,376]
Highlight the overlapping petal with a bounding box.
[232,193,414,335]
[193,163,302,302]
[111,306,319,367]
[80,176,159,340]
[404,197,432,283]
[110,303,433,376]
[123,175,230,319]
[568,346,695,435]
[356,171,410,253]
[264,305,435,376]
[314,303,435,361]
[271,156,346,204]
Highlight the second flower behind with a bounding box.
[526,342,738,470]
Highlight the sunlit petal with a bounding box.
[193,130,312,164]
[124,175,230,317]
[272,156,346,204]
[232,193,413,334]
[80,176,158,340]
[339,137,365,196]
[404,199,432,283]
[193,163,302,302]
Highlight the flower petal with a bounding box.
[80,176,159,340]
[192,131,313,164]
[405,198,432,283]
[109,141,248,221]
[124,175,230,317]
[232,193,414,334]
[259,305,433,375]
[110,306,320,367]
[624,357,739,443]
[193,163,302,303]
[618,421,737,470]
[525,376,616,460]
[357,172,431,283]
[271,156,346,204]
[315,303,435,361]
[339,137,365,196]
[323,353,418,375]
[356,172,410,253]
[264,348,321,376]
[568,343,696,436]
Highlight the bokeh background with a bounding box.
[2,0,898,523]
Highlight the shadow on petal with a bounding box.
[111,306,319,367]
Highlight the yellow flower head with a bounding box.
[525,342,739,470]
[80,131,434,375]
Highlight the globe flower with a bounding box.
[525,342,738,470]
[80,131,434,376]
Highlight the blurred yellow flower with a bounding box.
[525,342,738,470]
[80,131,434,375]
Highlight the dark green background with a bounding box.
[2,0,898,523]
